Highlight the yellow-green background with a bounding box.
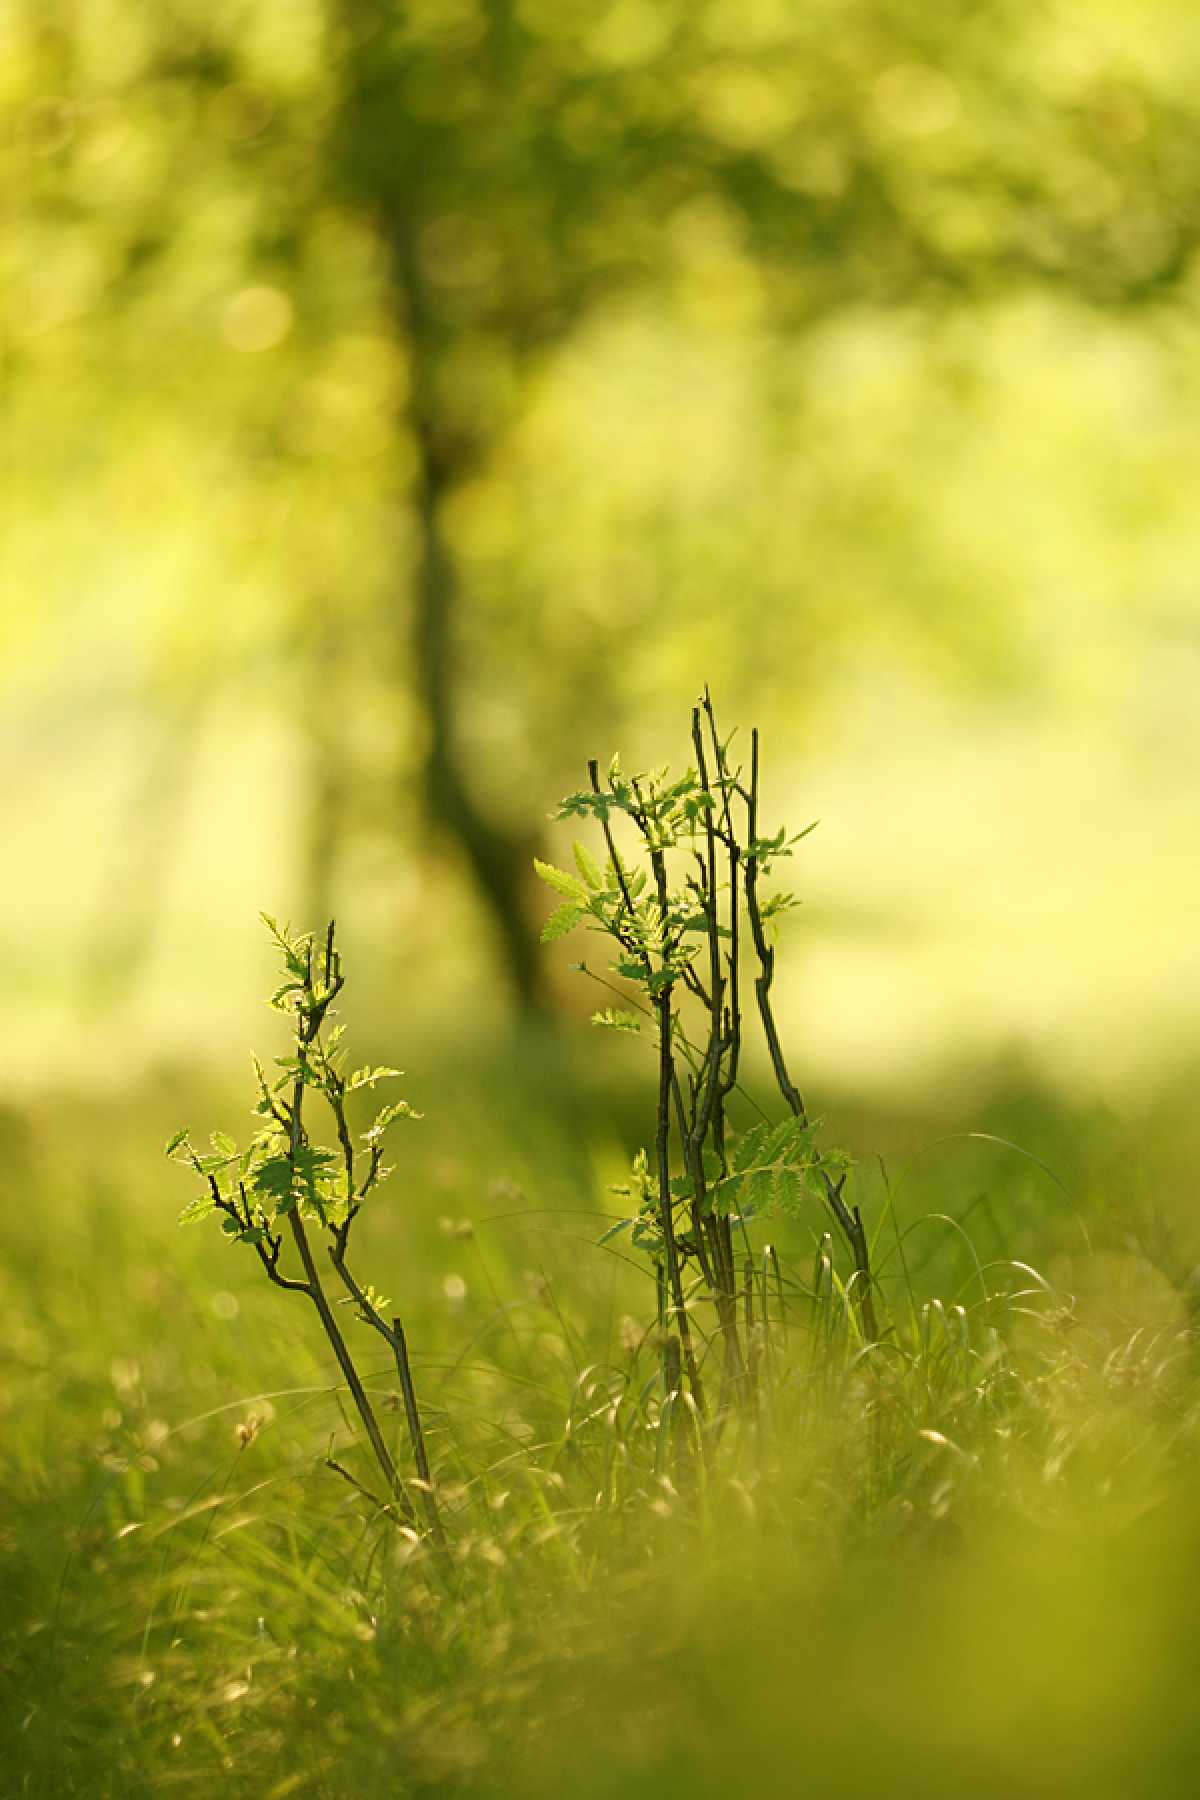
[7,0,1200,1104]
[6,9,1200,1792]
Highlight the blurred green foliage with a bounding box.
[6,12,1200,1786]
[6,0,1200,1069]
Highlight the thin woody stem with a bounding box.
[701,691,742,1108]
[285,1206,415,1522]
[642,793,708,1420]
[325,1247,444,1545]
[654,990,706,1419]
[588,758,707,1417]
[392,1317,445,1549]
[688,701,748,1402]
[588,759,640,925]
[286,945,417,1523]
[744,730,879,1342]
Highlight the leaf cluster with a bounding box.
[604,1118,854,1251]
[675,1116,853,1221]
[167,918,420,1280]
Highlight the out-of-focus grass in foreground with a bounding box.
[3,1043,1199,1796]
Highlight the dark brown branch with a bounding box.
[653,991,706,1418]
[325,1251,444,1545]
[702,692,743,1109]
[285,965,417,1524]
[743,730,878,1342]
[588,759,641,927]
[286,1205,415,1525]
[391,1317,445,1549]
[325,1452,407,1525]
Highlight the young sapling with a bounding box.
[167,916,443,1546]
[536,693,878,1421]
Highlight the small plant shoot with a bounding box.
[168,917,443,1544]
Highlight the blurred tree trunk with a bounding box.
[326,0,549,1013]
[389,225,547,1012]
[303,602,349,933]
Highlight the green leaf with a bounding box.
[731,1123,771,1175]
[741,1169,774,1214]
[272,1056,325,1088]
[251,1147,339,1209]
[210,1131,238,1157]
[557,790,611,824]
[343,1281,391,1318]
[541,902,584,943]
[363,1099,422,1142]
[715,1116,825,1213]
[590,1007,641,1034]
[252,1158,293,1201]
[573,841,604,890]
[764,1116,812,1164]
[748,827,789,862]
[346,1065,403,1092]
[713,1174,740,1215]
[533,858,586,900]
[178,1194,216,1226]
[803,1164,830,1198]
[597,1217,633,1246]
[220,1215,241,1237]
[164,1128,190,1158]
[771,1167,807,1215]
[631,1218,663,1252]
[268,982,304,1012]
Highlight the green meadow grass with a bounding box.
[3,1046,1199,1797]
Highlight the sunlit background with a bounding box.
[6,0,1200,1107]
[10,10,1200,1791]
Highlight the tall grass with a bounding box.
[4,1053,1198,1797]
